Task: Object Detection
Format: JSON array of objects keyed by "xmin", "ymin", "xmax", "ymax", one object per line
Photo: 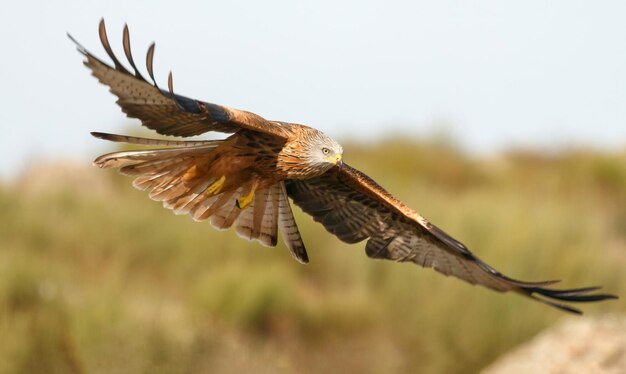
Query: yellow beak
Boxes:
[{"xmin": 325, "ymin": 154, "xmax": 342, "ymax": 165}]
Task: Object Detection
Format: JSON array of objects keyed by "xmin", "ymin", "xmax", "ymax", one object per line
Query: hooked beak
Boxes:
[
  {"xmin": 336, "ymin": 154, "xmax": 343, "ymax": 167},
  {"xmin": 324, "ymin": 153, "xmax": 343, "ymax": 166}
]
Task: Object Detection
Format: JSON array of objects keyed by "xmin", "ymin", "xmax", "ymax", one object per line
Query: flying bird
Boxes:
[{"xmin": 71, "ymin": 20, "xmax": 616, "ymax": 314}]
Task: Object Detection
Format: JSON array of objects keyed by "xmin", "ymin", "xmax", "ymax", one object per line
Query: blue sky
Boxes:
[{"xmin": 1, "ymin": 1, "xmax": 625, "ymax": 178}]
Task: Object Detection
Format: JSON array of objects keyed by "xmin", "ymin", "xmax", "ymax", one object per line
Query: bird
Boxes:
[{"xmin": 70, "ymin": 19, "xmax": 616, "ymax": 314}]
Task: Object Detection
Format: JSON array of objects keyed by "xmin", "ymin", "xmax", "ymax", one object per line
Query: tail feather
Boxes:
[
  {"xmin": 256, "ymin": 186, "xmax": 280, "ymax": 245},
  {"xmin": 235, "ymin": 187, "xmax": 279, "ymax": 247},
  {"xmin": 235, "ymin": 189, "xmax": 264, "ymax": 239},
  {"xmin": 277, "ymin": 183, "xmax": 309, "ymax": 264},
  {"xmin": 210, "ymin": 187, "xmax": 245, "ymax": 230}
]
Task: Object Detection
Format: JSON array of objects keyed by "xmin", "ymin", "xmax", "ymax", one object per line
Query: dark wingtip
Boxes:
[
  {"xmin": 298, "ymin": 252, "xmax": 309, "ymax": 264},
  {"xmin": 294, "ymin": 246, "xmax": 309, "ymax": 264},
  {"xmin": 66, "ymin": 32, "xmax": 78, "ymax": 44},
  {"xmin": 523, "ymin": 284, "xmax": 618, "ymax": 314},
  {"xmin": 67, "ymin": 32, "xmax": 87, "ymax": 55},
  {"xmin": 205, "ymin": 102, "xmax": 232, "ymax": 123},
  {"xmin": 91, "ymin": 131, "xmax": 108, "ymax": 139}
]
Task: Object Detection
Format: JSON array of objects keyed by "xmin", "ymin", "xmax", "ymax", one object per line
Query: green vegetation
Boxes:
[{"xmin": 0, "ymin": 140, "xmax": 624, "ymax": 373}]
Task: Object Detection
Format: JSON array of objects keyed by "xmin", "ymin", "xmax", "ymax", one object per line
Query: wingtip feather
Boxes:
[
  {"xmin": 145, "ymin": 42, "xmax": 159, "ymax": 88},
  {"xmin": 520, "ymin": 284, "xmax": 618, "ymax": 314},
  {"xmin": 67, "ymin": 32, "xmax": 88, "ymax": 56},
  {"xmin": 91, "ymin": 131, "xmax": 107, "ymax": 139}
]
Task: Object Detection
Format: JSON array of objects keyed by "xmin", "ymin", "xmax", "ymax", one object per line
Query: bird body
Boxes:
[
  {"xmin": 71, "ymin": 19, "xmax": 617, "ymax": 314},
  {"xmin": 90, "ymin": 121, "xmax": 342, "ymax": 262}
]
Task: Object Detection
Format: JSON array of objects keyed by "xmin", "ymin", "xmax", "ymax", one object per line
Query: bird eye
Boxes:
[{"xmin": 322, "ymin": 148, "xmax": 330, "ymax": 155}]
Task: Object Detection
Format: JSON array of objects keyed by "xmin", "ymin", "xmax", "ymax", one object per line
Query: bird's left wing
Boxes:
[
  {"xmin": 69, "ymin": 20, "xmax": 291, "ymax": 139},
  {"xmin": 285, "ymin": 164, "xmax": 617, "ymax": 314}
]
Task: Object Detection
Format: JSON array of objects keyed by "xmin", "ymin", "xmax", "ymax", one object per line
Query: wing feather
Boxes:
[
  {"xmin": 286, "ymin": 163, "xmax": 617, "ymax": 314},
  {"xmin": 70, "ymin": 19, "xmax": 291, "ymax": 139},
  {"xmin": 277, "ymin": 183, "xmax": 309, "ymax": 264}
]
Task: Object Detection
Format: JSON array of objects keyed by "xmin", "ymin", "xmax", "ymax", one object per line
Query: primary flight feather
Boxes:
[{"xmin": 72, "ymin": 20, "xmax": 616, "ymax": 314}]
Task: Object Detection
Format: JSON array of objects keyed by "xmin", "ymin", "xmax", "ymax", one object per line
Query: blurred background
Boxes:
[{"xmin": 1, "ymin": 1, "xmax": 625, "ymax": 373}]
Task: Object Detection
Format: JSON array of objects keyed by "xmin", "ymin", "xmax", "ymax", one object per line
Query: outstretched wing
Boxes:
[
  {"xmin": 91, "ymin": 132, "xmax": 308, "ymax": 263},
  {"xmin": 69, "ymin": 19, "xmax": 290, "ymax": 139},
  {"xmin": 285, "ymin": 164, "xmax": 617, "ymax": 314}
]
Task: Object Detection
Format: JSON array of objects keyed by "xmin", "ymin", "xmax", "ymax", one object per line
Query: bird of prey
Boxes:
[{"xmin": 71, "ymin": 20, "xmax": 616, "ymax": 314}]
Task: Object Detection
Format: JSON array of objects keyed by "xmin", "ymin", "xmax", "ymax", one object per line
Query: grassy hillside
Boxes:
[{"xmin": 0, "ymin": 140, "xmax": 624, "ymax": 373}]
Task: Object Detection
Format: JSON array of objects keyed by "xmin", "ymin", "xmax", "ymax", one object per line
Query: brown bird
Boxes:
[{"xmin": 71, "ymin": 20, "xmax": 616, "ymax": 314}]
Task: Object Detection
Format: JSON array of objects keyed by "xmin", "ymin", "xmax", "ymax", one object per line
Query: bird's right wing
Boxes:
[
  {"xmin": 70, "ymin": 19, "xmax": 292, "ymax": 139},
  {"xmin": 286, "ymin": 163, "xmax": 617, "ymax": 314}
]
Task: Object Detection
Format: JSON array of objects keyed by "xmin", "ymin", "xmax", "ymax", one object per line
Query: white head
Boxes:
[{"xmin": 304, "ymin": 129, "xmax": 344, "ymax": 173}]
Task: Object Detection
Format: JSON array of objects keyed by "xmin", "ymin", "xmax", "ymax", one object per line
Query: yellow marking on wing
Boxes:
[{"xmin": 206, "ymin": 175, "xmax": 226, "ymax": 196}]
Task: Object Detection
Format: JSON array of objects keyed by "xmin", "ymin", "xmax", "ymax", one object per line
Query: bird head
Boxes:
[{"xmin": 306, "ymin": 130, "xmax": 344, "ymax": 173}]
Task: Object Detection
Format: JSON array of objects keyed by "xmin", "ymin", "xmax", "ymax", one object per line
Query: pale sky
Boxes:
[{"xmin": 1, "ymin": 1, "xmax": 625, "ymax": 179}]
